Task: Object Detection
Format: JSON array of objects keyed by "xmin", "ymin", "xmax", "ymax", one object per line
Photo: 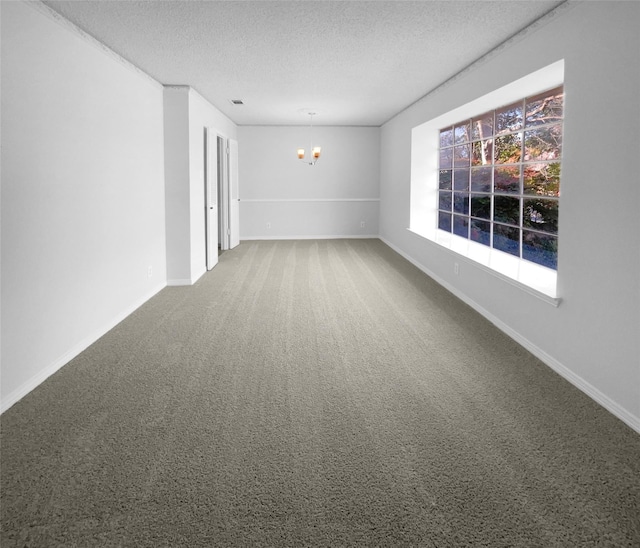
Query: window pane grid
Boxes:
[{"xmin": 437, "ymin": 87, "xmax": 563, "ymax": 269}]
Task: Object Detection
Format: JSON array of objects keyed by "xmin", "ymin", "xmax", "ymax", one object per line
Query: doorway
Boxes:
[
  {"xmin": 204, "ymin": 127, "xmax": 219, "ymax": 271},
  {"xmin": 214, "ymin": 133, "xmax": 240, "ymax": 252}
]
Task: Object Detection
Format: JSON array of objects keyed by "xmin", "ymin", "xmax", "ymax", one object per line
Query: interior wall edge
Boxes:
[
  {"xmin": 191, "ymin": 266, "xmax": 207, "ymax": 286},
  {"xmin": 378, "ymin": 237, "xmax": 640, "ymax": 435},
  {"xmin": 0, "ymin": 282, "xmax": 166, "ymax": 414}
]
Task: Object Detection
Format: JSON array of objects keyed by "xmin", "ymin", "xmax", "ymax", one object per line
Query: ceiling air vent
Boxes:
[{"xmin": 230, "ymin": 99, "xmax": 244, "ymax": 105}]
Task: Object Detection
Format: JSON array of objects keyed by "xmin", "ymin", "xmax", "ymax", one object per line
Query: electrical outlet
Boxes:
[
  {"xmin": 148, "ymin": 266, "xmax": 153, "ymax": 278},
  {"xmin": 454, "ymin": 263, "xmax": 459, "ymax": 276},
  {"xmin": 266, "ymin": 222, "xmax": 271, "ymax": 229},
  {"xmin": 360, "ymin": 221, "xmax": 365, "ymax": 228}
]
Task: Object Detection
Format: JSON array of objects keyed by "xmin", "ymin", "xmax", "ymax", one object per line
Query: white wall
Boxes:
[
  {"xmin": 164, "ymin": 88, "xmax": 192, "ymax": 284},
  {"xmin": 379, "ymin": 1, "xmax": 640, "ymax": 431},
  {"xmin": 1, "ymin": 2, "xmax": 167, "ymax": 410},
  {"xmin": 164, "ymin": 87, "xmax": 237, "ymax": 285},
  {"xmin": 238, "ymin": 126, "xmax": 380, "ymax": 239}
]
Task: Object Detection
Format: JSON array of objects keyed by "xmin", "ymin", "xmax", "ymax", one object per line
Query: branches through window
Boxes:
[{"xmin": 437, "ymin": 86, "xmax": 564, "ymax": 269}]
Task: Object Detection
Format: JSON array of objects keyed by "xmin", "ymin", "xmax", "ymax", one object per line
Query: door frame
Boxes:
[
  {"xmin": 217, "ymin": 134, "xmax": 230, "ymax": 251},
  {"xmin": 204, "ymin": 127, "xmax": 218, "ymax": 271},
  {"xmin": 214, "ymin": 133, "xmax": 239, "ymax": 251}
]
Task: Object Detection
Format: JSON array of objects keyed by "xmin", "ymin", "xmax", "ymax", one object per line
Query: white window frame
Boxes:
[{"xmin": 409, "ymin": 60, "xmax": 564, "ymax": 304}]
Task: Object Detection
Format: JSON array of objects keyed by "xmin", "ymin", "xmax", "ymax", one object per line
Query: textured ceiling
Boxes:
[{"xmin": 42, "ymin": 0, "xmax": 565, "ymax": 126}]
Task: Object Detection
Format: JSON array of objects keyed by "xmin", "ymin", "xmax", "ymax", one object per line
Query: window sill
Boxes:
[{"xmin": 408, "ymin": 227, "xmax": 561, "ymax": 307}]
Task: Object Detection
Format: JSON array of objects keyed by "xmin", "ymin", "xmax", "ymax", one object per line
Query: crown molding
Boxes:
[
  {"xmin": 26, "ymin": 0, "xmax": 162, "ymax": 90},
  {"xmin": 385, "ymin": 0, "xmax": 576, "ymax": 125}
]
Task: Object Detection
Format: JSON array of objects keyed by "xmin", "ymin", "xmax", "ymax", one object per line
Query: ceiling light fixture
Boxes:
[{"xmin": 297, "ymin": 112, "xmax": 321, "ymax": 166}]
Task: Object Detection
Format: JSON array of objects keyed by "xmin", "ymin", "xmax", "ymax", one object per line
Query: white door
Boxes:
[
  {"xmin": 229, "ymin": 139, "xmax": 240, "ymax": 249},
  {"xmin": 205, "ymin": 127, "xmax": 219, "ymax": 270}
]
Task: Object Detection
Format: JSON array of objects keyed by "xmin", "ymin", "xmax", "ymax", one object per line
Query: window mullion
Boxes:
[{"xmin": 437, "ymin": 86, "xmax": 563, "ymax": 270}]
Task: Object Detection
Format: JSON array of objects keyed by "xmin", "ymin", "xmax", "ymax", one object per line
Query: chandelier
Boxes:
[{"xmin": 297, "ymin": 112, "xmax": 322, "ymax": 165}]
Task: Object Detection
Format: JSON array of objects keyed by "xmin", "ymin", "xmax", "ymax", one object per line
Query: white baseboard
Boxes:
[
  {"xmin": 0, "ymin": 282, "xmax": 166, "ymax": 414},
  {"xmin": 240, "ymin": 234, "xmax": 380, "ymax": 241},
  {"xmin": 167, "ymin": 267, "xmax": 207, "ymax": 287},
  {"xmin": 379, "ymin": 237, "xmax": 640, "ymax": 435},
  {"xmin": 191, "ymin": 266, "xmax": 206, "ymax": 284},
  {"xmin": 167, "ymin": 278, "xmax": 193, "ymax": 286}
]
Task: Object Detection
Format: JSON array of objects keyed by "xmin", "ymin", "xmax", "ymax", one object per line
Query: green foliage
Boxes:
[{"xmin": 523, "ymin": 163, "xmax": 560, "ymax": 197}]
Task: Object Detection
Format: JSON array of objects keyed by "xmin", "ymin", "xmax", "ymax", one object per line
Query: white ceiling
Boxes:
[{"xmin": 42, "ymin": 0, "xmax": 565, "ymax": 126}]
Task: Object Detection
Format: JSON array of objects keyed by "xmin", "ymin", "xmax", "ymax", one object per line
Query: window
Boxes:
[
  {"xmin": 409, "ymin": 60, "xmax": 564, "ymax": 301},
  {"xmin": 437, "ymin": 87, "xmax": 563, "ymax": 270}
]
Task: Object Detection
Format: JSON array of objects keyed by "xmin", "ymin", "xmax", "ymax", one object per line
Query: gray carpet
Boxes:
[{"xmin": 1, "ymin": 239, "xmax": 639, "ymax": 547}]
